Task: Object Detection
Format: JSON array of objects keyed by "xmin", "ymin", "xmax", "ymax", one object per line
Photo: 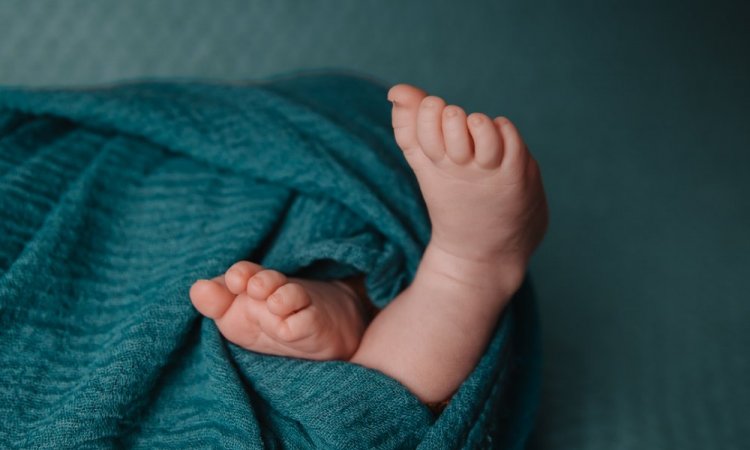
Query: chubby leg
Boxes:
[
  {"xmin": 190, "ymin": 261, "xmax": 370, "ymax": 360},
  {"xmin": 349, "ymin": 84, "xmax": 548, "ymax": 403}
]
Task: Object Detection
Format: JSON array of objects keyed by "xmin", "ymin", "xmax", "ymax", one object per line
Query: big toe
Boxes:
[
  {"xmin": 190, "ymin": 277, "xmax": 235, "ymax": 319},
  {"xmin": 388, "ymin": 83, "xmax": 428, "ymax": 153},
  {"xmin": 388, "ymin": 83, "xmax": 427, "ymax": 107}
]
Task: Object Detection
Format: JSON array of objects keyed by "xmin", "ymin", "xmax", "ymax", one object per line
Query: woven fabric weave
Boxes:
[{"xmin": 0, "ymin": 73, "xmax": 539, "ymax": 449}]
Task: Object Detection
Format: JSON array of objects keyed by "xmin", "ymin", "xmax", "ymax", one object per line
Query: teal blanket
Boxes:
[{"xmin": 0, "ymin": 73, "xmax": 540, "ymax": 449}]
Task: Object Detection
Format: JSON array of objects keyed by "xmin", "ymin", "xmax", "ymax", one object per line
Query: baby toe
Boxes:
[
  {"xmin": 468, "ymin": 113, "xmax": 504, "ymax": 169},
  {"xmin": 247, "ymin": 269, "xmax": 288, "ymax": 299},
  {"xmin": 225, "ymin": 261, "xmax": 263, "ymax": 294},
  {"xmin": 267, "ymin": 282, "xmax": 312, "ymax": 318},
  {"xmin": 388, "ymin": 83, "xmax": 427, "ymax": 105},
  {"xmin": 495, "ymin": 117, "xmax": 531, "ymax": 176},
  {"xmin": 389, "ymin": 83, "xmax": 427, "ymax": 154},
  {"xmin": 442, "ymin": 105, "xmax": 473, "ymax": 164},
  {"xmin": 274, "ymin": 306, "xmax": 322, "ymax": 343},
  {"xmin": 189, "ymin": 277, "xmax": 235, "ymax": 319},
  {"xmin": 416, "ymin": 96, "xmax": 447, "ymax": 161}
]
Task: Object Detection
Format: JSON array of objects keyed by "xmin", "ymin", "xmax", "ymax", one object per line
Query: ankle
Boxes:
[{"xmin": 420, "ymin": 241, "xmax": 526, "ymax": 297}]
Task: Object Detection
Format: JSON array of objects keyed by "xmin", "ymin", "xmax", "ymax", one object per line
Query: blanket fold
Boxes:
[{"xmin": 0, "ymin": 73, "xmax": 539, "ymax": 449}]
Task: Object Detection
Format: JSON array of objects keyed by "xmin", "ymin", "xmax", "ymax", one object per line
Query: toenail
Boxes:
[
  {"xmin": 470, "ymin": 115, "xmax": 483, "ymax": 126},
  {"xmin": 252, "ymin": 277, "xmax": 264, "ymax": 287},
  {"xmin": 445, "ymin": 107, "xmax": 458, "ymax": 117}
]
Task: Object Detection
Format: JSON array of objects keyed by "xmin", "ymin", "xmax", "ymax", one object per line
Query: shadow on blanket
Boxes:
[{"xmin": 0, "ymin": 73, "xmax": 540, "ymax": 449}]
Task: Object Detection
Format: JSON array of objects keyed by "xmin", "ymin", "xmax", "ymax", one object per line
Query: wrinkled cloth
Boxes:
[{"xmin": 0, "ymin": 73, "xmax": 540, "ymax": 449}]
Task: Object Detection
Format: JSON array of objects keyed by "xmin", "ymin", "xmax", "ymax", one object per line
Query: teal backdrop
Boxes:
[{"xmin": 1, "ymin": 1, "xmax": 748, "ymax": 448}]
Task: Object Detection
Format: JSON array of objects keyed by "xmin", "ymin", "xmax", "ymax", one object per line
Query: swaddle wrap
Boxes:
[{"xmin": 0, "ymin": 73, "xmax": 540, "ymax": 449}]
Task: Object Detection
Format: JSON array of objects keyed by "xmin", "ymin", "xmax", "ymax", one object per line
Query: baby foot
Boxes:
[
  {"xmin": 189, "ymin": 261, "xmax": 368, "ymax": 360},
  {"xmin": 347, "ymin": 85, "xmax": 549, "ymax": 404},
  {"xmin": 388, "ymin": 84, "xmax": 548, "ymax": 287}
]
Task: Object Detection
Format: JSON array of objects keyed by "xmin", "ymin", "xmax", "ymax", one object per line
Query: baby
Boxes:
[{"xmin": 189, "ymin": 83, "xmax": 549, "ymax": 408}]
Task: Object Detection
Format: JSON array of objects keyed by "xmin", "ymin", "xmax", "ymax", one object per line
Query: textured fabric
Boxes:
[
  {"xmin": 3, "ymin": 2, "xmax": 750, "ymax": 448},
  {"xmin": 0, "ymin": 74, "xmax": 540, "ymax": 449}
]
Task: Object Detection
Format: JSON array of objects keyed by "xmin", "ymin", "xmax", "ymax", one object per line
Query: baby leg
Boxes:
[{"xmin": 349, "ymin": 84, "xmax": 548, "ymax": 403}]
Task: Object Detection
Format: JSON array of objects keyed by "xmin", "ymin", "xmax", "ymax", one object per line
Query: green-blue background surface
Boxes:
[{"xmin": 1, "ymin": 1, "xmax": 748, "ymax": 448}]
